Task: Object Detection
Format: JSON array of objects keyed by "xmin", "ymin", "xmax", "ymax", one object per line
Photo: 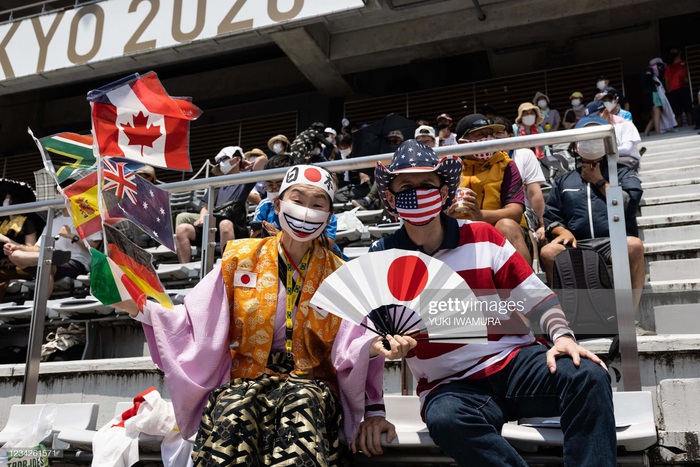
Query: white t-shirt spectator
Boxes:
[
  {"xmin": 511, "ymin": 148, "xmax": 545, "ymax": 209},
  {"xmin": 49, "ymin": 212, "xmax": 102, "ymax": 270}
]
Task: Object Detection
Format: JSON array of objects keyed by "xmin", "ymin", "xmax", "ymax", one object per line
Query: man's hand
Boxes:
[
  {"xmin": 535, "ymin": 226, "xmax": 546, "ymax": 243},
  {"xmin": 58, "ymin": 225, "xmax": 74, "ymax": 239},
  {"xmin": 580, "ymin": 160, "xmax": 604, "ymax": 185},
  {"xmin": 352, "ymin": 416, "xmax": 397, "ymax": 456},
  {"xmin": 4, "ymin": 243, "xmax": 20, "ymax": 256},
  {"xmin": 546, "ymin": 334, "xmax": 607, "ymax": 374},
  {"xmin": 369, "ymin": 334, "xmax": 417, "ymax": 360},
  {"xmin": 551, "ymin": 228, "xmax": 577, "ymax": 248},
  {"xmin": 447, "ymin": 188, "xmax": 483, "ymax": 221},
  {"xmin": 193, "ymin": 217, "xmax": 204, "ymax": 227}
]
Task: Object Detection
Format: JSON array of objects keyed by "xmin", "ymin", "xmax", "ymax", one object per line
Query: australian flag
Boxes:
[{"xmin": 102, "ymin": 159, "xmax": 175, "ymax": 251}]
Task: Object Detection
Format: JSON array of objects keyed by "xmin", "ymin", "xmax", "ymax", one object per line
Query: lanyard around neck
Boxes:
[{"xmin": 280, "ymin": 243, "xmax": 312, "ymax": 354}]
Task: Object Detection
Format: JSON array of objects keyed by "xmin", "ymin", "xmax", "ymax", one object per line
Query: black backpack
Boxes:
[{"xmin": 551, "ymin": 247, "xmax": 618, "ymax": 339}]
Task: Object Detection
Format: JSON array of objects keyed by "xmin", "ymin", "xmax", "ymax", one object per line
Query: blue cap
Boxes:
[
  {"xmin": 585, "ymin": 100, "xmax": 606, "ymax": 116},
  {"xmin": 575, "ymin": 116, "xmax": 609, "ymax": 129}
]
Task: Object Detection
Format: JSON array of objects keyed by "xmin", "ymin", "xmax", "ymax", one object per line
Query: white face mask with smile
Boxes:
[{"xmin": 278, "ymin": 199, "xmax": 329, "ymax": 242}]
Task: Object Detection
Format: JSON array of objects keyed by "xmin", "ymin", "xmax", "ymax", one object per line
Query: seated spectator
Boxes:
[
  {"xmin": 594, "ymin": 75, "xmax": 630, "ymax": 110},
  {"xmin": 449, "ymin": 114, "xmax": 531, "ymax": 264},
  {"xmin": 290, "ymin": 123, "xmax": 335, "ymax": 165},
  {"xmin": 492, "ymin": 116, "xmax": 547, "ymax": 243},
  {"xmin": 121, "ymin": 165, "xmax": 350, "ymax": 465},
  {"xmin": 267, "ymin": 134, "xmax": 291, "ymax": 156},
  {"xmin": 333, "ymin": 139, "xmax": 616, "ymax": 466},
  {"xmin": 514, "ymin": 102, "xmax": 550, "ymax": 159},
  {"xmin": 586, "ymin": 100, "xmax": 642, "ymax": 171},
  {"xmin": 322, "ymin": 127, "xmax": 338, "ymax": 160},
  {"xmin": 174, "ymin": 146, "xmax": 266, "ymax": 263},
  {"xmin": 436, "ymin": 113, "xmax": 457, "ymax": 146},
  {"xmin": 533, "ymin": 92, "xmax": 561, "ymax": 131},
  {"xmin": 245, "ymin": 149, "xmax": 269, "ymax": 199},
  {"xmin": 414, "ymin": 125, "xmax": 436, "ymax": 147},
  {"xmin": 1, "ymin": 206, "xmax": 101, "ymax": 299},
  {"xmin": 134, "ymin": 164, "xmax": 157, "ymax": 184},
  {"xmin": 540, "ymin": 116, "xmax": 644, "ymax": 310},
  {"xmin": 563, "ymin": 91, "xmax": 586, "ymax": 129},
  {"xmin": 600, "ymin": 87, "xmax": 632, "ymax": 121}
]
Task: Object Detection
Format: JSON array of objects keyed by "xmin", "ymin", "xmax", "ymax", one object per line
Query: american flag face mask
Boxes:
[{"xmin": 393, "ymin": 187, "xmax": 443, "ymax": 226}]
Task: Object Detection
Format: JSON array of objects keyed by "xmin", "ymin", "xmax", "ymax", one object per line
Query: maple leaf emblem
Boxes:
[{"xmin": 121, "ymin": 111, "xmax": 161, "ymax": 156}]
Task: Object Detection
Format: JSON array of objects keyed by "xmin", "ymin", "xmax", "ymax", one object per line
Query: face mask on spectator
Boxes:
[
  {"xmin": 577, "ymin": 139, "xmax": 606, "ymax": 160},
  {"xmin": 461, "ymin": 135, "xmax": 495, "ymax": 160},
  {"xmin": 521, "ymin": 115, "xmax": 536, "ymax": 126},
  {"xmin": 2, "ymin": 197, "xmax": 10, "ymax": 206},
  {"xmin": 571, "ymin": 99, "xmax": 581, "ymax": 107},
  {"xmin": 596, "ymin": 80, "xmax": 607, "ymax": 90},
  {"xmin": 273, "ymin": 143, "xmax": 284, "ymax": 154},
  {"xmin": 537, "ymin": 99, "xmax": 548, "ymax": 109},
  {"xmin": 278, "ymin": 199, "xmax": 329, "ymax": 242},
  {"xmin": 393, "ymin": 187, "xmax": 443, "ymax": 226},
  {"xmin": 603, "ymin": 101, "xmax": 617, "ymax": 112},
  {"xmin": 266, "ymin": 191, "xmax": 279, "ymax": 201},
  {"xmin": 219, "ymin": 158, "xmax": 235, "ymax": 174},
  {"xmin": 310, "ymin": 147, "xmax": 321, "ymax": 156},
  {"xmin": 339, "ymin": 148, "xmax": 351, "ymax": 158}
]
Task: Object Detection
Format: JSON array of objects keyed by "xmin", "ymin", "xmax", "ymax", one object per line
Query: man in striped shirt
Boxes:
[{"xmin": 338, "ymin": 140, "xmax": 616, "ymax": 466}]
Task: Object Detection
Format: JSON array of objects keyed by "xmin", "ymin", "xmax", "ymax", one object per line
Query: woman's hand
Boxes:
[{"xmin": 369, "ymin": 334, "xmax": 417, "ymax": 360}]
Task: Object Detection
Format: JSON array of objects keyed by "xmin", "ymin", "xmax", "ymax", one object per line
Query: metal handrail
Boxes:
[{"xmin": 6, "ymin": 124, "xmax": 640, "ymax": 403}]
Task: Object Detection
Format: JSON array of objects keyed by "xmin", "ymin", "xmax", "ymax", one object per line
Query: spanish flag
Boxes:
[
  {"xmin": 90, "ymin": 225, "xmax": 172, "ymax": 311},
  {"xmin": 62, "ymin": 171, "xmax": 102, "ymax": 239}
]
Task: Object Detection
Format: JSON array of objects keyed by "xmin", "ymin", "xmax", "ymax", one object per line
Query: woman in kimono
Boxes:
[{"xmin": 127, "ymin": 165, "xmax": 347, "ymax": 466}]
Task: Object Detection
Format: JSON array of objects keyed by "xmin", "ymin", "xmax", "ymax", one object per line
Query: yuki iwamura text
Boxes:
[{"xmin": 427, "ymin": 297, "xmax": 525, "ymax": 315}]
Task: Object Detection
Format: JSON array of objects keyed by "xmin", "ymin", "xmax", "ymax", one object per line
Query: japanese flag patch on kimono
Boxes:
[{"xmin": 234, "ymin": 270, "xmax": 257, "ymax": 288}]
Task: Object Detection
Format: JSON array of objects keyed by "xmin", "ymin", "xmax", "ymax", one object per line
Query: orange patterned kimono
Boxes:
[{"xmin": 221, "ymin": 233, "xmax": 345, "ymax": 388}]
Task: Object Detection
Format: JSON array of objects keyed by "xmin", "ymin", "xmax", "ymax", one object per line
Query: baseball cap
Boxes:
[{"xmin": 414, "ymin": 125, "xmax": 436, "ymax": 139}]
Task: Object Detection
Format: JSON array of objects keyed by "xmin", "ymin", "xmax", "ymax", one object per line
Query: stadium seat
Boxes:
[{"xmin": 0, "ymin": 403, "xmax": 98, "ymax": 447}]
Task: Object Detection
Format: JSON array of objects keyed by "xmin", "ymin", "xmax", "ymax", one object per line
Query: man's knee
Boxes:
[
  {"xmin": 540, "ymin": 242, "xmax": 566, "ymax": 263},
  {"xmin": 494, "ymin": 218, "xmax": 520, "ymax": 236},
  {"xmin": 175, "ymin": 223, "xmax": 194, "ymax": 239},
  {"xmin": 218, "ymin": 219, "xmax": 234, "ymax": 234},
  {"xmin": 626, "ymin": 236, "xmax": 644, "ymax": 259}
]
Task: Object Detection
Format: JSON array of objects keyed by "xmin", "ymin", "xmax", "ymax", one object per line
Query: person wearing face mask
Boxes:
[
  {"xmin": 267, "ymin": 134, "xmax": 291, "ymax": 156},
  {"xmin": 600, "ymin": 87, "xmax": 632, "ymax": 121},
  {"xmin": 563, "ymin": 91, "xmax": 587, "ymax": 129},
  {"xmin": 334, "ymin": 138, "xmax": 616, "ymax": 466},
  {"xmin": 585, "ymin": 100, "xmax": 642, "ymax": 171},
  {"xmin": 514, "ymin": 102, "xmax": 551, "ymax": 160},
  {"xmin": 174, "ymin": 146, "xmax": 266, "ymax": 264},
  {"xmin": 449, "ymin": 114, "xmax": 532, "ymax": 265},
  {"xmin": 641, "ymin": 58, "xmax": 677, "ymax": 136},
  {"xmin": 252, "ymin": 156, "xmax": 342, "ymax": 257},
  {"xmin": 532, "ymin": 92, "xmax": 560, "ymax": 132},
  {"xmin": 541, "ymin": 116, "xmax": 644, "ymax": 311},
  {"xmin": 289, "ymin": 123, "xmax": 335, "ymax": 165},
  {"xmin": 122, "ymin": 164, "xmax": 355, "ymax": 465}
]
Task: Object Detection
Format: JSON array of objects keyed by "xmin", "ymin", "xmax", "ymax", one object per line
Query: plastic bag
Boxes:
[
  {"xmin": 2, "ymin": 404, "xmax": 56, "ymax": 466},
  {"xmin": 336, "ymin": 208, "xmax": 365, "ymax": 232}
]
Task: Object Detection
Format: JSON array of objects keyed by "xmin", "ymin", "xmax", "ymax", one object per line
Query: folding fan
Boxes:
[{"xmin": 310, "ymin": 249, "xmax": 494, "ymax": 345}]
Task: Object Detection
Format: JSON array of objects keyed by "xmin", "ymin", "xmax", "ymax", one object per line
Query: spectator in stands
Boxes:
[
  {"xmin": 1, "ymin": 204, "xmax": 101, "ymax": 299},
  {"xmin": 124, "ymin": 165, "xmax": 353, "ymax": 465},
  {"xmin": 563, "ymin": 91, "xmax": 586, "ymax": 129},
  {"xmin": 479, "ymin": 103, "xmax": 498, "ymax": 120},
  {"xmin": 174, "ymin": 146, "xmax": 266, "ymax": 263},
  {"xmin": 135, "ymin": 164, "xmax": 157, "ymax": 184},
  {"xmin": 436, "ymin": 113, "xmax": 457, "ymax": 146},
  {"xmin": 448, "ymin": 114, "xmax": 531, "ymax": 264},
  {"xmin": 664, "ymin": 47, "xmax": 693, "ymax": 128},
  {"xmin": 322, "ymin": 127, "xmax": 338, "ymax": 160},
  {"xmin": 586, "ymin": 100, "xmax": 642, "ymax": 170},
  {"xmin": 642, "ymin": 58, "xmax": 677, "ymax": 136},
  {"xmin": 514, "ymin": 102, "xmax": 550, "ymax": 160},
  {"xmin": 492, "ymin": 116, "xmax": 547, "ymax": 243},
  {"xmin": 533, "ymin": 92, "xmax": 561, "ymax": 131},
  {"xmin": 290, "ymin": 123, "xmax": 335, "ymax": 165},
  {"xmin": 252, "ymin": 155, "xmax": 341, "ymax": 255},
  {"xmin": 540, "ymin": 116, "xmax": 644, "ymax": 310},
  {"xmin": 267, "ymin": 134, "xmax": 291, "ymax": 156},
  {"xmin": 594, "ymin": 75, "xmax": 630, "ymax": 111},
  {"xmin": 600, "ymin": 87, "xmax": 633, "ymax": 121},
  {"xmin": 334, "ymin": 139, "xmax": 615, "ymax": 465},
  {"xmin": 414, "ymin": 124, "xmax": 436, "ymax": 147},
  {"xmin": 386, "ymin": 129, "xmax": 404, "ymax": 150}
]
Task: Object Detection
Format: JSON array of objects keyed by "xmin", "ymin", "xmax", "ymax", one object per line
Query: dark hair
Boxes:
[
  {"xmin": 491, "ymin": 116, "xmax": 513, "ymax": 136},
  {"xmin": 479, "ymin": 103, "xmax": 498, "ymax": 116},
  {"xmin": 337, "ymin": 133, "xmax": 352, "ymax": 149},
  {"xmin": 264, "ymin": 154, "xmax": 293, "ymax": 170}
]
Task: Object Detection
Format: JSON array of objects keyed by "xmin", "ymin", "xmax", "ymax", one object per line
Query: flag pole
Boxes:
[{"xmin": 89, "ymin": 103, "xmax": 109, "ymax": 256}]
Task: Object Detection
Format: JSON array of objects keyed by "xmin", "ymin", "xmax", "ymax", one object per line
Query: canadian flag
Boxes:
[{"xmin": 88, "ymin": 72, "xmax": 202, "ymax": 171}]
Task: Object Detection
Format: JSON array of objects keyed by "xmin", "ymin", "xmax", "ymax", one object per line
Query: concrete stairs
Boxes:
[{"xmin": 636, "ymin": 128, "xmax": 700, "ymax": 333}]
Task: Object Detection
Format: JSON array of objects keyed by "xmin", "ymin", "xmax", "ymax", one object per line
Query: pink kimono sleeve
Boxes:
[
  {"xmin": 332, "ymin": 319, "xmax": 386, "ymax": 443},
  {"xmin": 140, "ymin": 266, "xmax": 232, "ymax": 439}
]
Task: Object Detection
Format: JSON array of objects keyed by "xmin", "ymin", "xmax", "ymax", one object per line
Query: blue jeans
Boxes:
[{"xmin": 423, "ymin": 344, "xmax": 616, "ymax": 466}]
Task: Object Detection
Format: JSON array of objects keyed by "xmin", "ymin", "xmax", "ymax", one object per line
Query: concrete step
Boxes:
[
  {"xmin": 642, "ymin": 183, "xmax": 700, "ymax": 200},
  {"xmin": 637, "ymin": 211, "xmax": 700, "ymax": 228},
  {"xmin": 640, "ymin": 224, "xmax": 700, "ymax": 245},
  {"xmin": 641, "ymin": 200, "xmax": 700, "ymax": 217},
  {"xmin": 642, "ymin": 176, "xmax": 700, "ymax": 190},
  {"xmin": 653, "ymin": 305, "xmax": 700, "ymax": 334},
  {"xmin": 640, "ymin": 191, "xmax": 700, "ymax": 206},
  {"xmin": 640, "ymin": 165, "xmax": 700, "ymax": 184},
  {"xmin": 649, "ymin": 258, "xmax": 700, "ymax": 282}
]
